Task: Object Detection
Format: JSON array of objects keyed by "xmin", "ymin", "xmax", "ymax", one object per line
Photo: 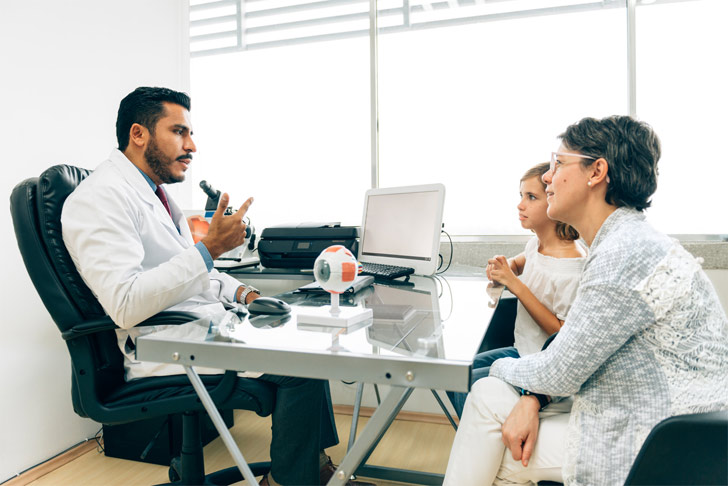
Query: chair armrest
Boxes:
[
  {"xmin": 137, "ymin": 311, "xmax": 238, "ymax": 404},
  {"xmin": 66, "ymin": 310, "xmax": 239, "ymax": 420},
  {"xmin": 61, "ymin": 316, "xmax": 117, "ymax": 341},
  {"xmin": 62, "ymin": 311, "xmax": 202, "ymax": 341},
  {"xmin": 138, "ymin": 311, "xmax": 239, "ymax": 401},
  {"xmin": 135, "ymin": 310, "xmax": 239, "ymax": 402},
  {"xmin": 135, "ymin": 310, "xmax": 203, "ymax": 327}
]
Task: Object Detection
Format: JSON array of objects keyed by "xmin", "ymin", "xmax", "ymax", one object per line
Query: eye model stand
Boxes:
[
  {"xmin": 297, "ymin": 292, "xmax": 373, "ymax": 328},
  {"xmin": 298, "ymin": 245, "xmax": 373, "ymax": 328}
]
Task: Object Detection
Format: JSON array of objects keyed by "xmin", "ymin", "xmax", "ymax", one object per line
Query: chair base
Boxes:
[
  {"xmin": 103, "ymin": 410, "xmax": 234, "ymax": 466},
  {"xmin": 162, "ymin": 462, "xmax": 271, "ymax": 486},
  {"xmin": 158, "ymin": 410, "xmax": 271, "ymax": 486}
]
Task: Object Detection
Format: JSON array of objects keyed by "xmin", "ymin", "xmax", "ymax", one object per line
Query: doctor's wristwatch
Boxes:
[{"xmin": 239, "ymin": 284, "xmax": 260, "ymax": 304}]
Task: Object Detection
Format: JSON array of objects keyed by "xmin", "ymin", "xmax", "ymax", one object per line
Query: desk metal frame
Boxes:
[
  {"xmin": 138, "ymin": 336, "xmax": 470, "ymax": 486},
  {"xmin": 137, "ymin": 277, "xmax": 501, "ymax": 486},
  {"xmin": 346, "ymin": 382, "xmax": 451, "ymax": 485}
]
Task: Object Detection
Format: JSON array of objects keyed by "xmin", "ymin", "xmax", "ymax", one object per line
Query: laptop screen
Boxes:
[{"xmin": 359, "ymin": 184, "xmax": 446, "ymax": 276}]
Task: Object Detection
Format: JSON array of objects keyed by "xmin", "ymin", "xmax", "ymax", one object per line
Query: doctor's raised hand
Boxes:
[{"xmin": 201, "ymin": 192, "xmax": 254, "ymax": 260}]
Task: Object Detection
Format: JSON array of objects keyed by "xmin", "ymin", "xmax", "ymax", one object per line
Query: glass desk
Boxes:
[{"xmin": 136, "ymin": 275, "xmax": 503, "ymax": 485}]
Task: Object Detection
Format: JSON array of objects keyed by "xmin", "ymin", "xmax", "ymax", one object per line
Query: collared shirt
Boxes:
[{"xmin": 135, "ymin": 167, "xmax": 214, "ymax": 272}]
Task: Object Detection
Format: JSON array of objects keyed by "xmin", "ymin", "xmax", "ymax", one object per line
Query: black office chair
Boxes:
[
  {"xmin": 625, "ymin": 409, "xmax": 728, "ymax": 485},
  {"xmin": 10, "ymin": 164, "xmax": 274, "ymax": 485},
  {"xmin": 477, "ymin": 296, "xmax": 518, "ymax": 354}
]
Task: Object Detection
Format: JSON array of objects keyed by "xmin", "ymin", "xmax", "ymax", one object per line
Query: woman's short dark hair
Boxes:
[
  {"xmin": 521, "ymin": 162, "xmax": 580, "ymax": 241},
  {"xmin": 559, "ymin": 115, "xmax": 661, "ymax": 211},
  {"xmin": 116, "ymin": 87, "xmax": 191, "ymax": 151}
]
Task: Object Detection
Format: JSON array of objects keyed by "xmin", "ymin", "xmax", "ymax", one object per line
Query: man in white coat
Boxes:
[{"xmin": 62, "ymin": 87, "xmax": 363, "ymax": 486}]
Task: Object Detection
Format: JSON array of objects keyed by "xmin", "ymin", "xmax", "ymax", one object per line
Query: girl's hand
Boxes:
[{"xmin": 488, "ymin": 255, "xmax": 517, "ymax": 288}]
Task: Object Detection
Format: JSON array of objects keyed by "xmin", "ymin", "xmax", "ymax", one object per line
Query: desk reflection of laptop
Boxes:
[{"xmin": 364, "ymin": 279, "xmax": 443, "ymax": 358}]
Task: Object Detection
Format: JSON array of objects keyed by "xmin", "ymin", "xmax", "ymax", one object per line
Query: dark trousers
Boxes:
[
  {"xmin": 239, "ymin": 374, "xmax": 339, "ymax": 485},
  {"xmin": 446, "ymin": 346, "xmax": 520, "ymax": 418}
]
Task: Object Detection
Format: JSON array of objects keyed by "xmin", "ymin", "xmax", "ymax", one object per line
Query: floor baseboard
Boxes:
[
  {"xmin": 333, "ymin": 405, "xmax": 458, "ymax": 426},
  {"xmin": 3, "ymin": 440, "xmax": 99, "ymax": 486}
]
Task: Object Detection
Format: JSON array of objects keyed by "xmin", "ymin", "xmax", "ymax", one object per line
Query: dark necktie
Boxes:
[{"xmin": 155, "ymin": 186, "xmax": 172, "ymax": 218}]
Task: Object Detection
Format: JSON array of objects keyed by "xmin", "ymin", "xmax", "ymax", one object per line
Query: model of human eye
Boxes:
[{"xmin": 313, "ymin": 245, "xmax": 360, "ymax": 294}]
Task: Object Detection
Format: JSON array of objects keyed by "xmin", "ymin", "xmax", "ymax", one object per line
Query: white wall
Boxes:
[
  {"xmin": 706, "ymin": 270, "xmax": 728, "ymax": 314},
  {"xmin": 0, "ymin": 1, "xmax": 189, "ymax": 481}
]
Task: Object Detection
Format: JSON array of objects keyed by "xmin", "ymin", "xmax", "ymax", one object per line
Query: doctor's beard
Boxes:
[{"xmin": 145, "ymin": 136, "xmax": 185, "ymax": 184}]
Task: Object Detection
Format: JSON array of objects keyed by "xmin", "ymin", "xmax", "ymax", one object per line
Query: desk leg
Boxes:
[
  {"xmin": 347, "ymin": 382, "xmax": 365, "ymax": 451},
  {"xmin": 183, "ymin": 365, "xmax": 258, "ymax": 486},
  {"xmin": 329, "ymin": 385, "xmax": 413, "ymax": 486}
]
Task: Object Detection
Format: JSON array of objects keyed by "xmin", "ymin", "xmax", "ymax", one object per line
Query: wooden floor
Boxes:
[{"xmin": 26, "ymin": 411, "xmax": 456, "ymax": 486}]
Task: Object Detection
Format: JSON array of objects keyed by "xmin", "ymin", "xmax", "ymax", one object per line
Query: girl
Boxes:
[{"xmin": 448, "ymin": 162, "xmax": 586, "ymax": 417}]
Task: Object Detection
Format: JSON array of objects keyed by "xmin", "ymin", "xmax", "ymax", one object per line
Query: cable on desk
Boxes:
[
  {"xmin": 436, "ymin": 229, "xmax": 453, "ymax": 274},
  {"xmin": 434, "ymin": 274, "xmax": 454, "ymax": 322},
  {"xmin": 94, "ymin": 426, "xmax": 104, "ymax": 453},
  {"xmin": 0, "ymin": 433, "xmax": 103, "ymax": 485}
]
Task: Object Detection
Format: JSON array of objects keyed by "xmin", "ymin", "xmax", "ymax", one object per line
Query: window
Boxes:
[
  {"xmin": 189, "ymin": 0, "xmax": 371, "ymax": 227},
  {"xmin": 635, "ymin": 0, "xmax": 728, "ymax": 234},
  {"xmin": 378, "ymin": 3, "xmax": 626, "ymax": 234},
  {"xmin": 188, "ymin": 0, "xmax": 724, "ymax": 236}
]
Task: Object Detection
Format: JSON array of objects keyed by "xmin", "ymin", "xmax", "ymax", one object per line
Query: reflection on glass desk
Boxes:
[
  {"xmin": 136, "ymin": 275, "xmax": 503, "ymax": 486},
  {"xmin": 137, "ymin": 275, "xmax": 502, "ymax": 393}
]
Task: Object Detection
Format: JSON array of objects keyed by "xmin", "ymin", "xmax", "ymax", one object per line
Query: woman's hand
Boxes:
[
  {"xmin": 501, "ymin": 395, "xmax": 541, "ymax": 467},
  {"xmin": 488, "ymin": 255, "xmax": 518, "ymax": 288}
]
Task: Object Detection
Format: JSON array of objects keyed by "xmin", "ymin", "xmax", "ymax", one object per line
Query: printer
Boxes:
[{"xmin": 258, "ymin": 223, "xmax": 359, "ymax": 269}]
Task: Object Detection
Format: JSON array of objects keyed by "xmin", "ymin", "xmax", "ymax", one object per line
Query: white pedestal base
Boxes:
[{"xmin": 297, "ymin": 306, "xmax": 373, "ymax": 328}]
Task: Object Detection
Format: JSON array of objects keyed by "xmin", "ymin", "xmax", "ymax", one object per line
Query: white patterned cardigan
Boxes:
[{"xmin": 490, "ymin": 207, "xmax": 728, "ymax": 485}]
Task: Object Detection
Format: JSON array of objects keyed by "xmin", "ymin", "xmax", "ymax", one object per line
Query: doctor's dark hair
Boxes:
[
  {"xmin": 521, "ymin": 163, "xmax": 580, "ymax": 241},
  {"xmin": 558, "ymin": 115, "xmax": 661, "ymax": 211},
  {"xmin": 116, "ymin": 87, "xmax": 191, "ymax": 151}
]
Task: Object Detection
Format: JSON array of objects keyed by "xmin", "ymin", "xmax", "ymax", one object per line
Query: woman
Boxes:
[{"xmin": 444, "ymin": 116, "xmax": 728, "ymax": 485}]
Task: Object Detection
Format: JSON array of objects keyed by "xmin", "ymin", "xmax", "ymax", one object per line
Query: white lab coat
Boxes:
[{"xmin": 62, "ymin": 149, "xmax": 243, "ymax": 380}]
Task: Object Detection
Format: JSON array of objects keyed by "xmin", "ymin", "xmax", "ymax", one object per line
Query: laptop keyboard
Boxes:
[{"xmin": 360, "ymin": 262, "xmax": 415, "ymax": 280}]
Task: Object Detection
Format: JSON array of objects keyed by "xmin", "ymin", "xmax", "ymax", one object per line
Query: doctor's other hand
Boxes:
[
  {"xmin": 201, "ymin": 193, "xmax": 254, "ymax": 260},
  {"xmin": 187, "ymin": 215, "xmax": 208, "ymax": 244}
]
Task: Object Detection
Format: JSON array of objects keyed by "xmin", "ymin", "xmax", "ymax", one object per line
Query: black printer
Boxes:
[{"xmin": 258, "ymin": 223, "xmax": 359, "ymax": 269}]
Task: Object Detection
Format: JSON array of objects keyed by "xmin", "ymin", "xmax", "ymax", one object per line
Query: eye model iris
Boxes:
[{"xmin": 315, "ymin": 259, "xmax": 331, "ymax": 283}]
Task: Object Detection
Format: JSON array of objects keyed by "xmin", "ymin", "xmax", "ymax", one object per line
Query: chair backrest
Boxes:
[
  {"xmin": 10, "ymin": 164, "xmax": 127, "ymax": 416},
  {"xmin": 10, "ymin": 164, "xmax": 105, "ymax": 331},
  {"xmin": 625, "ymin": 410, "xmax": 728, "ymax": 485}
]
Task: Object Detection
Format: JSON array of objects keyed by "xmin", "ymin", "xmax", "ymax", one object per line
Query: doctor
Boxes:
[{"xmin": 62, "ymin": 87, "xmax": 361, "ymax": 486}]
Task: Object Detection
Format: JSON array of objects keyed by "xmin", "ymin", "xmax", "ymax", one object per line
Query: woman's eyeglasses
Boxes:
[{"xmin": 549, "ymin": 152, "xmax": 597, "ymax": 174}]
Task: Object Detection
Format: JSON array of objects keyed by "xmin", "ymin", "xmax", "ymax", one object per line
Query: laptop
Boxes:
[{"xmin": 358, "ymin": 183, "xmax": 446, "ymax": 276}]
